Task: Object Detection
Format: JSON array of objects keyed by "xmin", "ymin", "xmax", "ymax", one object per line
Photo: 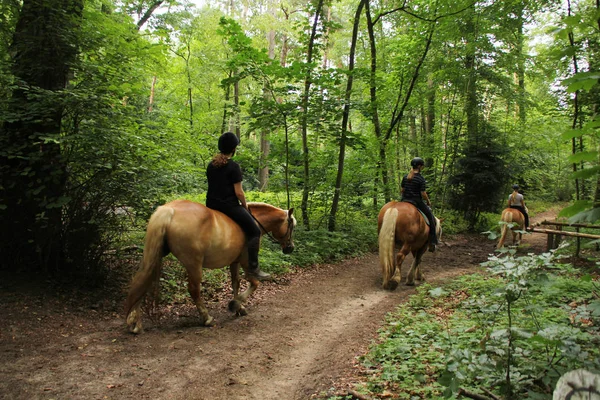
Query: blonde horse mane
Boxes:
[{"xmin": 379, "ymin": 207, "xmax": 398, "ymax": 285}]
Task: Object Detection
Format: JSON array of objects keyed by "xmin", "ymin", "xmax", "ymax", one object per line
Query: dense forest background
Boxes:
[{"xmin": 0, "ymin": 0, "xmax": 598, "ymax": 275}]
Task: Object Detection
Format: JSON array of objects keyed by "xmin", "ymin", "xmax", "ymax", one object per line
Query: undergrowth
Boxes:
[{"xmin": 337, "ymin": 245, "xmax": 600, "ymax": 400}]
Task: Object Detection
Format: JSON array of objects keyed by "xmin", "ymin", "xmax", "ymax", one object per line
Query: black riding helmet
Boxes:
[
  {"xmin": 218, "ymin": 132, "xmax": 239, "ymax": 154},
  {"xmin": 411, "ymin": 157, "xmax": 425, "ymax": 168},
  {"xmin": 512, "ymin": 184, "xmax": 520, "ymax": 190}
]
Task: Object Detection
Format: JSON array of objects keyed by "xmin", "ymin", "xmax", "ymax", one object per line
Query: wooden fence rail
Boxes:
[{"xmin": 528, "ymin": 220, "xmax": 600, "ymax": 251}]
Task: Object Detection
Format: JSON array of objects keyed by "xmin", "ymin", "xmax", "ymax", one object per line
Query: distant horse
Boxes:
[
  {"xmin": 496, "ymin": 207, "xmax": 525, "ymax": 249},
  {"xmin": 377, "ymin": 201, "xmax": 442, "ymax": 289},
  {"xmin": 124, "ymin": 200, "xmax": 296, "ymax": 333}
]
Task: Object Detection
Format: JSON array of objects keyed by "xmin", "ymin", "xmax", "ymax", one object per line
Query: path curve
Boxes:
[{"xmin": 0, "ymin": 212, "xmax": 555, "ymax": 400}]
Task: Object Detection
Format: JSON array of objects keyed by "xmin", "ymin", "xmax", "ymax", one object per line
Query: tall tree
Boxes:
[
  {"xmin": 1, "ymin": 0, "xmax": 83, "ymax": 270},
  {"xmin": 328, "ymin": 0, "xmax": 366, "ymax": 231},
  {"xmin": 300, "ymin": 0, "xmax": 325, "ymax": 229}
]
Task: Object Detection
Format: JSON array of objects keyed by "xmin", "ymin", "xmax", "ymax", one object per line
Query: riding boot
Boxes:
[
  {"xmin": 428, "ymin": 225, "xmax": 438, "ymax": 252},
  {"xmin": 428, "ymin": 235, "xmax": 437, "ymax": 252},
  {"xmin": 245, "ymin": 237, "xmax": 271, "ymax": 281}
]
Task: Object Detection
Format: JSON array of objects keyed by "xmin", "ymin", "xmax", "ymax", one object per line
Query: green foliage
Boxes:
[
  {"xmin": 448, "ymin": 127, "xmax": 510, "ymax": 229},
  {"xmin": 354, "ymin": 247, "xmax": 600, "ymax": 399}
]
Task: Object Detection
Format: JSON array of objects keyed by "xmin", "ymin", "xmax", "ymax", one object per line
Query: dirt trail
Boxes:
[{"xmin": 0, "ymin": 211, "xmax": 556, "ymax": 400}]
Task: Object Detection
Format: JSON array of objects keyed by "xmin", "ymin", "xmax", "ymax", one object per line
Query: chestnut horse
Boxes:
[
  {"xmin": 124, "ymin": 200, "xmax": 296, "ymax": 333},
  {"xmin": 378, "ymin": 201, "xmax": 441, "ymax": 290},
  {"xmin": 496, "ymin": 207, "xmax": 525, "ymax": 249}
]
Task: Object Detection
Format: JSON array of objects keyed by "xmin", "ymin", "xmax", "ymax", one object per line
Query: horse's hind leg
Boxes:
[
  {"xmin": 228, "ymin": 263, "xmax": 248, "ymax": 317},
  {"xmin": 187, "ymin": 267, "xmax": 214, "ymax": 327},
  {"xmin": 388, "ymin": 245, "xmax": 409, "ymax": 290},
  {"xmin": 126, "ymin": 302, "xmax": 144, "ymax": 334}
]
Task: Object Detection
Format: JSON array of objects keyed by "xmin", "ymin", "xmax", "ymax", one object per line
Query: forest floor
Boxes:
[{"xmin": 0, "ymin": 208, "xmax": 585, "ymax": 400}]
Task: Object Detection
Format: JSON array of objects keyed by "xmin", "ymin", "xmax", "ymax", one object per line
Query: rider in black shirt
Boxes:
[
  {"xmin": 206, "ymin": 132, "xmax": 270, "ymax": 281},
  {"xmin": 401, "ymin": 157, "xmax": 438, "ymax": 252}
]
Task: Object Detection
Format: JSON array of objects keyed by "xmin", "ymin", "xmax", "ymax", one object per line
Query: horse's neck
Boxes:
[{"xmin": 249, "ymin": 203, "xmax": 283, "ymax": 231}]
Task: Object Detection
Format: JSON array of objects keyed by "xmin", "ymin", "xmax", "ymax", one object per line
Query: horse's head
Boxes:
[
  {"xmin": 249, "ymin": 203, "xmax": 296, "ymax": 254},
  {"xmin": 277, "ymin": 208, "xmax": 296, "ymax": 254}
]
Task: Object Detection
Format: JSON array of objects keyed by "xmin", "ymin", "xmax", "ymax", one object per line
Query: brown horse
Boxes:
[
  {"xmin": 377, "ymin": 201, "xmax": 442, "ymax": 290},
  {"xmin": 124, "ymin": 200, "xmax": 296, "ymax": 333},
  {"xmin": 496, "ymin": 207, "xmax": 525, "ymax": 249}
]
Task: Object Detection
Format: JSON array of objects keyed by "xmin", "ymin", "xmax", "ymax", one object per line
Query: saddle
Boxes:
[{"xmin": 401, "ymin": 200, "xmax": 431, "ymax": 226}]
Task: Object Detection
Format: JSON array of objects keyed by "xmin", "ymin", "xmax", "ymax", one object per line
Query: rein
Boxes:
[{"xmin": 250, "ymin": 210, "xmax": 293, "ymax": 244}]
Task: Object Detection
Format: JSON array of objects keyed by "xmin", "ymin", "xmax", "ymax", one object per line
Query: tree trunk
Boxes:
[
  {"xmin": 300, "ymin": 0, "xmax": 324, "ymax": 230},
  {"xmin": 424, "ymin": 75, "xmax": 436, "ymax": 166},
  {"xmin": 464, "ymin": 20, "xmax": 478, "ymax": 145},
  {"xmin": 1, "ymin": 0, "xmax": 83, "ymax": 271},
  {"xmin": 259, "ymin": 26, "xmax": 276, "ymax": 191},
  {"xmin": 328, "ymin": 0, "xmax": 365, "ymax": 231},
  {"xmin": 148, "ymin": 76, "xmax": 157, "ymax": 112},
  {"xmin": 365, "ymin": 0, "xmax": 390, "ymax": 202}
]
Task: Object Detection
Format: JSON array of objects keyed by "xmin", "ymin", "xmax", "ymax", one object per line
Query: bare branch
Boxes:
[
  {"xmin": 136, "ymin": 0, "xmax": 164, "ymax": 31},
  {"xmin": 457, "ymin": 387, "xmax": 496, "ymax": 400},
  {"xmin": 374, "ymin": 1, "xmax": 476, "ymax": 25}
]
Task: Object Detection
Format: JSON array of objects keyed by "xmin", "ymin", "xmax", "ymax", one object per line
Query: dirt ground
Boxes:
[{"xmin": 0, "ymin": 210, "xmax": 561, "ymax": 400}]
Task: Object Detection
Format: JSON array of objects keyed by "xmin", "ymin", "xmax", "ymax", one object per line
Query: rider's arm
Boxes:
[
  {"xmin": 233, "ymin": 181, "xmax": 248, "ymax": 209},
  {"xmin": 421, "ymin": 191, "xmax": 431, "ymax": 207}
]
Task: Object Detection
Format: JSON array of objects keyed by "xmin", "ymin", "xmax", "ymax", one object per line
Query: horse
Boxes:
[
  {"xmin": 496, "ymin": 207, "xmax": 525, "ymax": 249},
  {"xmin": 377, "ymin": 201, "xmax": 442, "ymax": 290},
  {"xmin": 124, "ymin": 200, "xmax": 296, "ymax": 333}
]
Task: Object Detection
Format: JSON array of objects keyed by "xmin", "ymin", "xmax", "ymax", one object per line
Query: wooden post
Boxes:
[
  {"xmin": 553, "ymin": 225, "xmax": 563, "ymax": 249},
  {"xmin": 547, "ymin": 231, "xmax": 554, "ymax": 251}
]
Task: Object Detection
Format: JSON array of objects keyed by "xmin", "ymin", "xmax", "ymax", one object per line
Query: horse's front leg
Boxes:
[
  {"xmin": 187, "ymin": 266, "xmax": 214, "ymax": 327},
  {"xmin": 228, "ymin": 264, "xmax": 259, "ymax": 316},
  {"xmin": 228, "ymin": 263, "xmax": 247, "ymax": 316}
]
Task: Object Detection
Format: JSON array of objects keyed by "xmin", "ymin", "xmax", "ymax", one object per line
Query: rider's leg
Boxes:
[
  {"xmin": 227, "ymin": 206, "xmax": 271, "ymax": 281},
  {"xmin": 416, "ymin": 201, "xmax": 438, "ymax": 248}
]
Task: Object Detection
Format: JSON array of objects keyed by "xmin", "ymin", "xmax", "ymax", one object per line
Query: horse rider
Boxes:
[
  {"xmin": 401, "ymin": 157, "xmax": 438, "ymax": 252},
  {"xmin": 206, "ymin": 132, "xmax": 271, "ymax": 281},
  {"xmin": 507, "ymin": 184, "xmax": 529, "ymax": 228}
]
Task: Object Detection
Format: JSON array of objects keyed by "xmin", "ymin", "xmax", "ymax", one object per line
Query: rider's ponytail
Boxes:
[
  {"xmin": 407, "ymin": 168, "xmax": 417, "ymax": 181},
  {"xmin": 211, "ymin": 153, "xmax": 229, "ymax": 168}
]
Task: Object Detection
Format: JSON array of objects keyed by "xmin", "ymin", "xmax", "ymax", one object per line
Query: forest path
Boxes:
[{"xmin": 0, "ymin": 209, "xmax": 556, "ymax": 400}]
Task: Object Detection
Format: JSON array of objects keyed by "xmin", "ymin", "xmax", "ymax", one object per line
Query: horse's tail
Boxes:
[
  {"xmin": 124, "ymin": 206, "xmax": 174, "ymax": 319},
  {"xmin": 497, "ymin": 210, "xmax": 512, "ymax": 249},
  {"xmin": 379, "ymin": 207, "xmax": 398, "ymax": 286}
]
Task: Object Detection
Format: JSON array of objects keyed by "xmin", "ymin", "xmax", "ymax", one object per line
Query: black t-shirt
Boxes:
[
  {"xmin": 401, "ymin": 173, "xmax": 427, "ymax": 201},
  {"xmin": 206, "ymin": 159, "xmax": 243, "ymax": 209}
]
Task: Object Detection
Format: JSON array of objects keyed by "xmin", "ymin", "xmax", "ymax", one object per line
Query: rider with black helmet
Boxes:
[
  {"xmin": 507, "ymin": 184, "xmax": 529, "ymax": 227},
  {"xmin": 206, "ymin": 132, "xmax": 270, "ymax": 281},
  {"xmin": 400, "ymin": 157, "xmax": 438, "ymax": 252}
]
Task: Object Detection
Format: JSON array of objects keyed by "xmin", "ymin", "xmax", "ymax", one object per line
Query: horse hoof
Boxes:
[
  {"xmin": 236, "ymin": 308, "xmax": 248, "ymax": 317},
  {"xmin": 383, "ymin": 281, "xmax": 398, "ymax": 291},
  {"xmin": 228, "ymin": 300, "xmax": 241, "ymax": 313},
  {"xmin": 129, "ymin": 324, "xmax": 142, "ymax": 334},
  {"xmin": 203, "ymin": 316, "xmax": 215, "ymax": 327},
  {"xmin": 405, "ymin": 281, "xmax": 415, "ymax": 286}
]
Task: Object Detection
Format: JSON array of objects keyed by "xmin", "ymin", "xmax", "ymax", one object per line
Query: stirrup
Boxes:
[{"xmin": 246, "ymin": 268, "xmax": 272, "ymax": 281}]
